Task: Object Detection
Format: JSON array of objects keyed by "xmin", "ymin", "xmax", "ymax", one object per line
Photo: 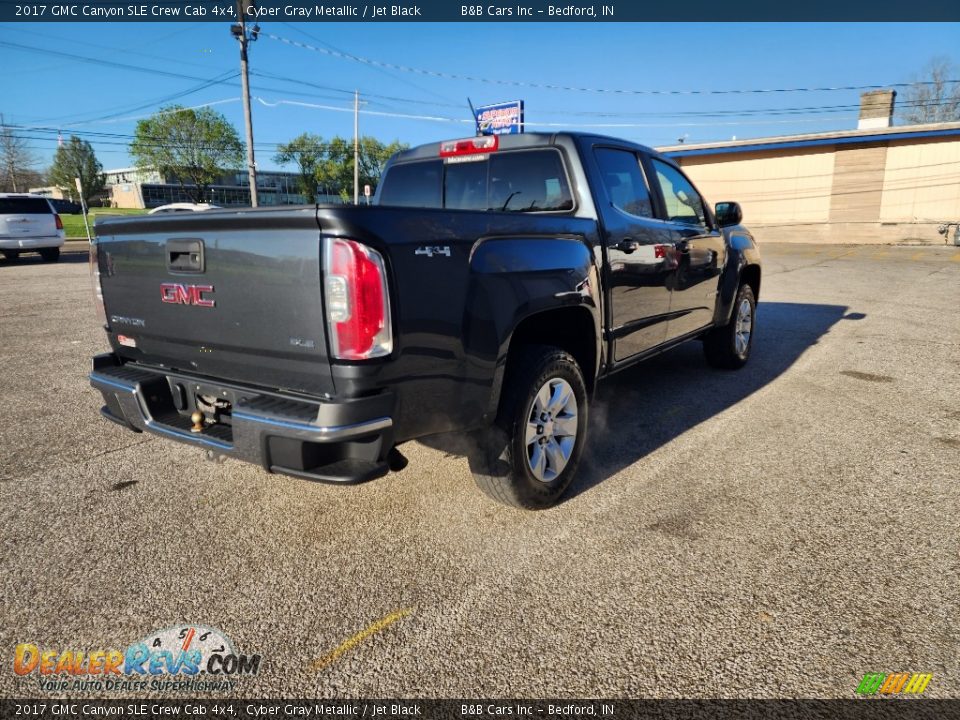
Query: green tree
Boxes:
[
  {"xmin": 317, "ymin": 136, "xmax": 354, "ymax": 202},
  {"xmin": 130, "ymin": 105, "xmax": 243, "ymax": 203},
  {"xmin": 900, "ymin": 57, "xmax": 960, "ymax": 125},
  {"xmin": 359, "ymin": 137, "xmax": 407, "ymax": 193},
  {"xmin": 313, "ymin": 136, "xmax": 408, "ymax": 202},
  {"xmin": 48, "ymin": 135, "xmax": 105, "ymax": 205},
  {"xmin": 274, "ymin": 133, "xmax": 325, "ymax": 203}
]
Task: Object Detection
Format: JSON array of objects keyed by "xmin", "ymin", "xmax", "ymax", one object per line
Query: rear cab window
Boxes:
[
  {"xmin": 379, "ymin": 149, "xmax": 573, "ymax": 213},
  {"xmin": 0, "ymin": 198, "xmax": 53, "ymax": 214}
]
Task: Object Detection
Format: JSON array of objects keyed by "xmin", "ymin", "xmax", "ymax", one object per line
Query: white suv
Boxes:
[{"xmin": 0, "ymin": 193, "xmax": 66, "ymax": 263}]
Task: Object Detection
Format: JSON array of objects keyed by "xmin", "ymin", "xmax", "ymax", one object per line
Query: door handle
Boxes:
[
  {"xmin": 167, "ymin": 239, "xmax": 204, "ymax": 273},
  {"xmin": 615, "ymin": 239, "xmax": 639, "ymax": 254}
]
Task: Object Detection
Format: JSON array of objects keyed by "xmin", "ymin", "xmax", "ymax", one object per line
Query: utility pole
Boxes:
[
  {"xmin": 233, "ymin": 1, "xmax": 259, "ymax": 207},
  {"xmin": 353, "ymin": 90, "xmax": 360, "ymax": 206}
]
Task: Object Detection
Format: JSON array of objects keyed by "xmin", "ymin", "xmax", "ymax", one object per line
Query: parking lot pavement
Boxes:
[{"xmin": 1, "ymin": 243, "xmax": 958, "ymax": 698}]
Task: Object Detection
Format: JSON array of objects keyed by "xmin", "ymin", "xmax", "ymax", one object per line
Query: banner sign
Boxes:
[{"xmin": 475, "ymin": 101, "xmax": 525, "ymax": 135}]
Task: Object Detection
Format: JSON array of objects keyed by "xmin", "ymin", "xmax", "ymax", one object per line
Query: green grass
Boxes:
[{"xmin": 61, "ymin": 208, "xmax": 147, "ymax": 239}]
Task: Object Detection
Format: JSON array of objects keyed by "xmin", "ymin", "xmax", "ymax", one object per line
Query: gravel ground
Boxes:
[{"xmin": 1, "ymin": 243, "xmax": 958, "ymax": 699}]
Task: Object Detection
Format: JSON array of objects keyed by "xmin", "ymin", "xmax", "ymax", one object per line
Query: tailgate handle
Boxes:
[{"xmin": 167, "ymin": 239, "xmax": 204, "ymax": 273}]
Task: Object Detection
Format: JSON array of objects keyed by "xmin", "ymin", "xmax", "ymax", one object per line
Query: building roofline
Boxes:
[{"xmin": 657, "ymin": 121, "xmax": 960, "ymax": 158}]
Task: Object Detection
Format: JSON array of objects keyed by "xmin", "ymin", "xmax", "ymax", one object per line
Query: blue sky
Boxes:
[{"xmin": 1, "ymin": 21, "xmax": 958, "ymax": 173}]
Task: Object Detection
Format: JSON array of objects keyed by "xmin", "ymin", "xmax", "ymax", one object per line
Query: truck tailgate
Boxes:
[{"xmin": 96, "ymin": 208, "xmax": 335, "ymax": 396}]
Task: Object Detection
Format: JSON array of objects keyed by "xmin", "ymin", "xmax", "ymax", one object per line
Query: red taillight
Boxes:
[
  {"xmin": 323, "ymin": 238, "xmax": 392, "ymax": 360},
  {"xmin": 439, "ymin": 135, "xmax": 499, "ymax": 157},
  {"xmin": 54, "ymin": 214, "xmax": 63, "ymax": 230}
]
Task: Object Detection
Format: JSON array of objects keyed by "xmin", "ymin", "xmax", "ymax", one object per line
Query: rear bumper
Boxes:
[
  {"xmin": 0, "ymin": 235, "xmax": 65, "ymax": 250},
  {"xmin": 90, "ymin": 354, "xmax": 394, "ymax": 483}
]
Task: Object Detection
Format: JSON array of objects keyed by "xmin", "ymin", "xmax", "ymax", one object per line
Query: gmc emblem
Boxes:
[{"xmin": 160, "ymin": 283, "xmax": 215, "ymax": 307}]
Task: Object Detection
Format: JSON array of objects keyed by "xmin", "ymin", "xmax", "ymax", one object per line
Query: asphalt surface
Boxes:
[{"xmin": 1, "ymin": 243, "xmax": 958, "ymax": 699}]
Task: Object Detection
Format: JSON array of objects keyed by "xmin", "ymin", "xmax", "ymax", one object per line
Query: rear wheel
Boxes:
[
  {"xmin": 39, "ymin": 247, "xmax": 60, "ymax": 263},
  {"xmin": 468, "ymin": 345, "xmax": 588, "ymax": 509},
  {"xmin": 2, "ymin": 250, "xmax": 20, "ymax": 261},
  {"xmin": 704, "ymin": 283, "xmax": 756, "ymax": 369}
]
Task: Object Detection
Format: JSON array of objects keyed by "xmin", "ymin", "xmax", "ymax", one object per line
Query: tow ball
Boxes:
[{"xmin": 190, "ymin": 411, "xmax": 204, "ymax": 433}]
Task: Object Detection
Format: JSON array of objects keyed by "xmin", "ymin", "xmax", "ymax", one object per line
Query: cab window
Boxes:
[
  {"xmin": 594, "ymin": 148, "xmax": 653, "ymax": 218},
  {"xmin": 650, "ymin": 159, "xmax": 707, "ymax": 228},
  {"xmin": 379, "ymin": 150, "xmax": 573, "ymax": 213},
  {"xmin": 378, "ymin": 160, "xmax": 442, "ymax": 207}
]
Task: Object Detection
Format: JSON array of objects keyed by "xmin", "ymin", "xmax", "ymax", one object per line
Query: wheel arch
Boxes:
[{"xmin": 487, "ymin": 305, "xmax": 599, "ymax": 419}]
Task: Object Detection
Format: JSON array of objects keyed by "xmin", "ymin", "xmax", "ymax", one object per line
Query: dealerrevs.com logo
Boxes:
[{"xmin": 14, "ymin": 625, "xmax": 261, "ymax": 693}]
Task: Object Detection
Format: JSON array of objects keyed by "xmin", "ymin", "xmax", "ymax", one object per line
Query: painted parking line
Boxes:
[
  {"xmin": 312, "ymin": 608, "xmax": 414, "ymax": 671},
  {"xmin": 950, "ymin": 252, "xmax": 960, "ymax": 262}
]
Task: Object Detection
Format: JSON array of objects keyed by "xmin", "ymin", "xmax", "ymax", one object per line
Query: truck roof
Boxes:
[{"xmin": 391, "ymin": 131, "xmax": 659, "ymax": 163}]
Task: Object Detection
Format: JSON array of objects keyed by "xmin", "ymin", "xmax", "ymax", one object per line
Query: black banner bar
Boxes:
[
  {"xmin": 2, "ymin": 699, "xmax": 958, "ymax": 720},
  {"xmin": 0, "ymin": 0, "xmax": 958, "ymax": 22}
]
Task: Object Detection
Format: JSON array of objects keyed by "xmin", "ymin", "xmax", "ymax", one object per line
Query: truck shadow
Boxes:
[{"xmin": 567, "ymin": 301, "xmax": 851, "ymax": 502}]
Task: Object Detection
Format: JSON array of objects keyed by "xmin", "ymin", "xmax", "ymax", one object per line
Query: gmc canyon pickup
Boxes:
[{"xmin": 90, "ymin": 132, "xmax": 761, "ymax": 509}]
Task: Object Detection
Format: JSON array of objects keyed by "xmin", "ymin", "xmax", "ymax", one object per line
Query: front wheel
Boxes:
[
  {"xmin": 704, "ymin": 283, "xmax": 756, "ymax": 369},
  {"xmin": 468, "ymin": 345, "xmax": 588, "ymax": 510}
]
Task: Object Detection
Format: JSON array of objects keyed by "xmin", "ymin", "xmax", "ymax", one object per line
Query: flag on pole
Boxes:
[{"xmin": 57, "ymin": 131, "xmax": 63, "ymax": 147}]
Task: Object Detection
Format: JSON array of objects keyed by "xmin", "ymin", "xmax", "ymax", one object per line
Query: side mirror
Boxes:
[{"xmin": 715, "ymin": 201, "xmax": 742, "ymax": 227}]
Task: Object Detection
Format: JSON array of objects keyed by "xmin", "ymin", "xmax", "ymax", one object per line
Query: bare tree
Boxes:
[
  {"xmin": 899, "ymin": 57, "xmax": 960, "ymax": 125},
  {"xmin": 0, "ymin": 114, "xmax": 38, "ymax": 192}
]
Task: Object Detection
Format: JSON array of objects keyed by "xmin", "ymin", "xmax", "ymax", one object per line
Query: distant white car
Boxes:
[
  {"xmin": 148, "ymin": 203, "xmax": 222, "ymax": 214},
  {"xmin": 0, "ymin": 193, "xmax": 65, "ymax": 263}
]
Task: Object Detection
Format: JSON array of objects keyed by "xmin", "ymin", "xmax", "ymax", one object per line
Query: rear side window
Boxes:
[
  {"xmin": 594, "ymin": 148, "xmax": 653, "ymax": 218},
  {"xmin": 379, "ymin": 160, "xmax": 442, "ymax": 208},
  {"xmin": 379, "ymin": 150, "xmax": 573, "ymax": 213},
  {"xmin": 0, "ymin": 198, "xmax": 52, "ymax": 214}
]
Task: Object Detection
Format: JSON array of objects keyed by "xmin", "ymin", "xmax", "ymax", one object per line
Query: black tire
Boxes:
[
  {"xmin": 468, "ymin": 344, "xmax": 588, "ymax": 510},
  {"xmin": 39, "ymin": 247, "xmax": 60, "ymax": 263},
  {"xmin": 704, "ymin": 283, "xmax": 756, "ymax": 369},
  {"xmin": 2, "ymin": 250, "xmax": 20, "ymax": 261}
]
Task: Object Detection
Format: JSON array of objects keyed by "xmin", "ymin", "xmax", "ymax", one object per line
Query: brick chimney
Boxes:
[{"xmin": 858, "ymin": 89, "xmax": 896, "ymax": 130}]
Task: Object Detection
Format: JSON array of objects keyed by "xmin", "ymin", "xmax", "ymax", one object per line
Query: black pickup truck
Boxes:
[{"xmin": 90, "ymin": 132, "xmax": 761, "ymax": 509}]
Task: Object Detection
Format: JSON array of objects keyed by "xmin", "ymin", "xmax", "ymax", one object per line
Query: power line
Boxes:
[
  {"xmin": 253, "ymin": 96, "xmax": 865, "ymax": 129},
  {"xmin": 264, "ymin": 32, "xmax": 960, "ymax": 97},
  {"xmin": 257, "ymin": 69, "xmax": 960, "ymax": 119},
  {"xmin": 8, "ymin": 36, "xmax": 956, "ymax": 131},
  {"xmin": 11, "ymin": 27, "xmax": 224, "ymax": 73},
  {"xmin": 0, "ymin": 40, "xmax": 238, "ymax": 87},
  {"xmin": 278, "ymin": 22, "xmax": 459, "ymax": 106}
]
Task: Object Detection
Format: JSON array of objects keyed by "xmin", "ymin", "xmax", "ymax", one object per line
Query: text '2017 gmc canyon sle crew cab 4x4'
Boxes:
[{"xmin": 90, "ymin": 132, "xmax": 761, "ymax": 509}]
